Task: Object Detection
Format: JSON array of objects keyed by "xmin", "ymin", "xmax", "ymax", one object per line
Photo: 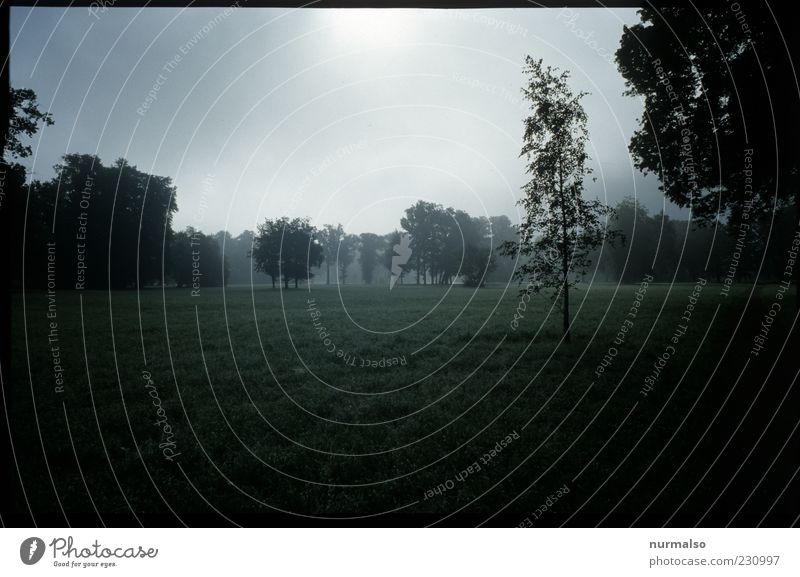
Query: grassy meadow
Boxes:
[{"xmin": 7, "ymin": 282, "xmax": 797, "ymax": 526}]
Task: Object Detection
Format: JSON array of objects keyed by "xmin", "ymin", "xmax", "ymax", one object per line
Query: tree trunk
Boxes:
[
  {"xmin": 284, "ymin": 278, "xmax": 289, "ymax": 289},
  {"xmin": 559, "ymin": 160, "xmax": 571, "ymax": 344},
  {"xmin": 272, "ymin": 277, "xmax": 275, "ymax": 289},
  {"xmin": 563, "ymin": 268, "xmax": 570, "ymax": 343},
  {"xmin": 295, "ymin": 278, "xmax": 298, "ymax": 289},
  {"xmin": 326, "ymin": 262, "xmax": 330, "ymax": 285}
]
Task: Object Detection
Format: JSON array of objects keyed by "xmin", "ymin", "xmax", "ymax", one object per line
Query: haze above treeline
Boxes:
[{"xmin": 10, "ymin": 6, "xmax": 685, "ymax": 237}]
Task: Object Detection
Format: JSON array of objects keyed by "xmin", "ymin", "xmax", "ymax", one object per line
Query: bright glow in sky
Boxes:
[
  {"xmin": 10, "ymin": 7, "xmax": 686, "ymax": 237},
  {"xmin": 332, "ymin": 9, "xmax": 421, "ymax": 46}
]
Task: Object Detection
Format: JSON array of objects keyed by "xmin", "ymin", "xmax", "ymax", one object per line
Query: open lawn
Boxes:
[{"xmin": 7, "ymin": 282, "xmax": 798, "ymax": 526}]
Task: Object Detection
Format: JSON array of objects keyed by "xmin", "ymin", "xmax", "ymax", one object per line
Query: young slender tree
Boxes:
[{"xmin": 502, "ymin": 57, "xmax": 618, "ymax": 343}]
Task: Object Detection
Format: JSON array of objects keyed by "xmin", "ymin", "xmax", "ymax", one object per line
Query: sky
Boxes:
[{"xmin": 10, "ymin": 6, "xmax": 688, "ymax": 237}]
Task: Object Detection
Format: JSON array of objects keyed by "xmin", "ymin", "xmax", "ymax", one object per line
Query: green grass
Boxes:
[{"xmin": 7, "ymin": 282, "xmax": 797, "ymax": 525}]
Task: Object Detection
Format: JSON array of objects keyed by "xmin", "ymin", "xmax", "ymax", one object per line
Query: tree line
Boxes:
[
  {"xmin": 7, "ymin": 0, "xmax": 800, "ymax": 318},
  {"xmin": 588, "ymin": 197, "xmax": 797, "ymax": 285},
  {"xmin": 242, "ymin": 205, "xmax": 519, "ymax": 289},
  {"xmin": 8, "ymin": 152, "xmax": 183, "ymax": 290},
  {"xmin": 4, "ymin": 140, "xmax": 794, "ymax": 293},
  {"xmin": 4, "ymin": 89, "xmax": 522, "ymax": 291}
]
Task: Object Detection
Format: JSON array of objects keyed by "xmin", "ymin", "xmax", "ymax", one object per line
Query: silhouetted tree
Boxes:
[
  {"xmin": 12, "ymin": 153, "xmax": 177, "ymax": 289},
  {"xmin": 218, "ymin": 229, "xmax": 266, "ymax": 285},
  {"xmin": 171, "ymin": 227, "xmax": 229, "ymax": 289},
  {"xmin": 440, "ymin": 209, "xmax": 485, "ymax": 285},
  {"xmin": 401, "ymin": 200, "xmax": 440, "ymax": 285},
  {"xmin": 337, "ymin": 233, "xmax": 358, "ymax": 285},
  {"xmin": 488, "ymin": 215, "xmax": 519, "ymax": 283},
  {"xmin": 252, "ymin": 217, "xmax": 322, "ymax": 289},
  {"xmin": 461, "ymin": 243, "xmax": 496, "ymax": 287},
  {"xmin": 318, "ymin": 223, "xmax": 344, "ymax": 285},
  {"xmin": 4, "ymin": 87, "xmax": 54, "ymax": 160},
  {"xmin": 382, "ymin": 230, "xmax": 409, "ymax": 287},
  {"xmin": 602, "ymin": 197, "xmax": 652, "ymax": 282},
  {"xmin": 358, "ymin": 232, "xmax": 384, "ymax": 284},
  {"xmin": 251, "ymin": 219, "xmax": 282, "ymax": 288},
  {"xmin": 501, "ymin": 57, "xmax": 619, "ymax": 343},
  {"xmin": 617, "ymin": 5, "xmax": 800, "ymax": 299}
]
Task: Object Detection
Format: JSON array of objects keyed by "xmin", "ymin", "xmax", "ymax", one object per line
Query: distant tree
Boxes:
[
  {"xmin": 6, "ymin": 91, "xmax": 180, "ymax": 290},
  {"xmin": 358, "ymin": 232, "xmax": 384, "ymax": 284},
  {"xmin": 214, "ymin": 230, "xmax": 235, "ymax": 284},
  {"xmin": 171, "ymin": 227, "xmax": 229, "ymax": 289},
  {"xmin": 451, "ymin": 213, "xmax": 495, "ymax": 286},
  {"xmin": 251, "ymin": 218, "xmax": 283, "ymax": 288},
  {"xmin": 488, "ymin": 215, "xmax": 519, "ymax": 283},
  {"xmin": 283, "ymin": 218, "xmax": 323, "ymax": 288},
  {"xmin": 219, "ymin": 229, "xmax": 263, "ymax": 285},
  {"xmin": 401, "ymin": 200, "xmax": 440, "ymax": 285},
  {"xmin": 14, "ymin": 154, "xmax": 177, "ymax": 289},
  {"xmin": 676, "ymin": 220, "xmax": 728, "ymax": 283},
  {"xmin": 501, "ymin": 57, "xmax": 619, "ymax": 343},
  {"xmin": 602, "ymin": 197, "xmax": 652, "ymax": 282},
  {"xmin": 337, "ymin": 233, "xmax": 358, "ymax": 285},
  {"xmin": 252, "ymin": 217, "xmax": 323, "ymax": 289},
  {"xmin": 396, "ymin": 203, "xmax": 514, "ymax": 286},
  {"xmin": 382, "ymin": 230, "xmax": 410, "ymax": 286},
  {"xmin": 651, "ymin": 211, "xmax": 681, "ymax": 281},
  {"xmin": 111, "ymin": 158, "xmax": 177, "ymax": 288},
  {"xmin": 170, "ymin": 231, "xmax": 194, "ymax": 288},
  {"xmin": 318, "ymin": 223, "xmax": 344, "ymax": 285},
  {"xmin": 428, "ymin": 206, "xmax": 451, "ymax": 284},
  {"xmin": 440, "ymin": 209, "xmax": 486, "ymax": 285},
  {"xmin": 461, "ymin": 243, "xmax": 496, "ymax": 287},
  {"xmin": 214, "ymin": 230, "xmax": 231, "ymax": 252}
]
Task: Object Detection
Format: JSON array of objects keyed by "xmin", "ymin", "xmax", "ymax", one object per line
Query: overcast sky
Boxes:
[{"xmin": 10, "ymin": 6, "xmax": 687, "ymax": 236}]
